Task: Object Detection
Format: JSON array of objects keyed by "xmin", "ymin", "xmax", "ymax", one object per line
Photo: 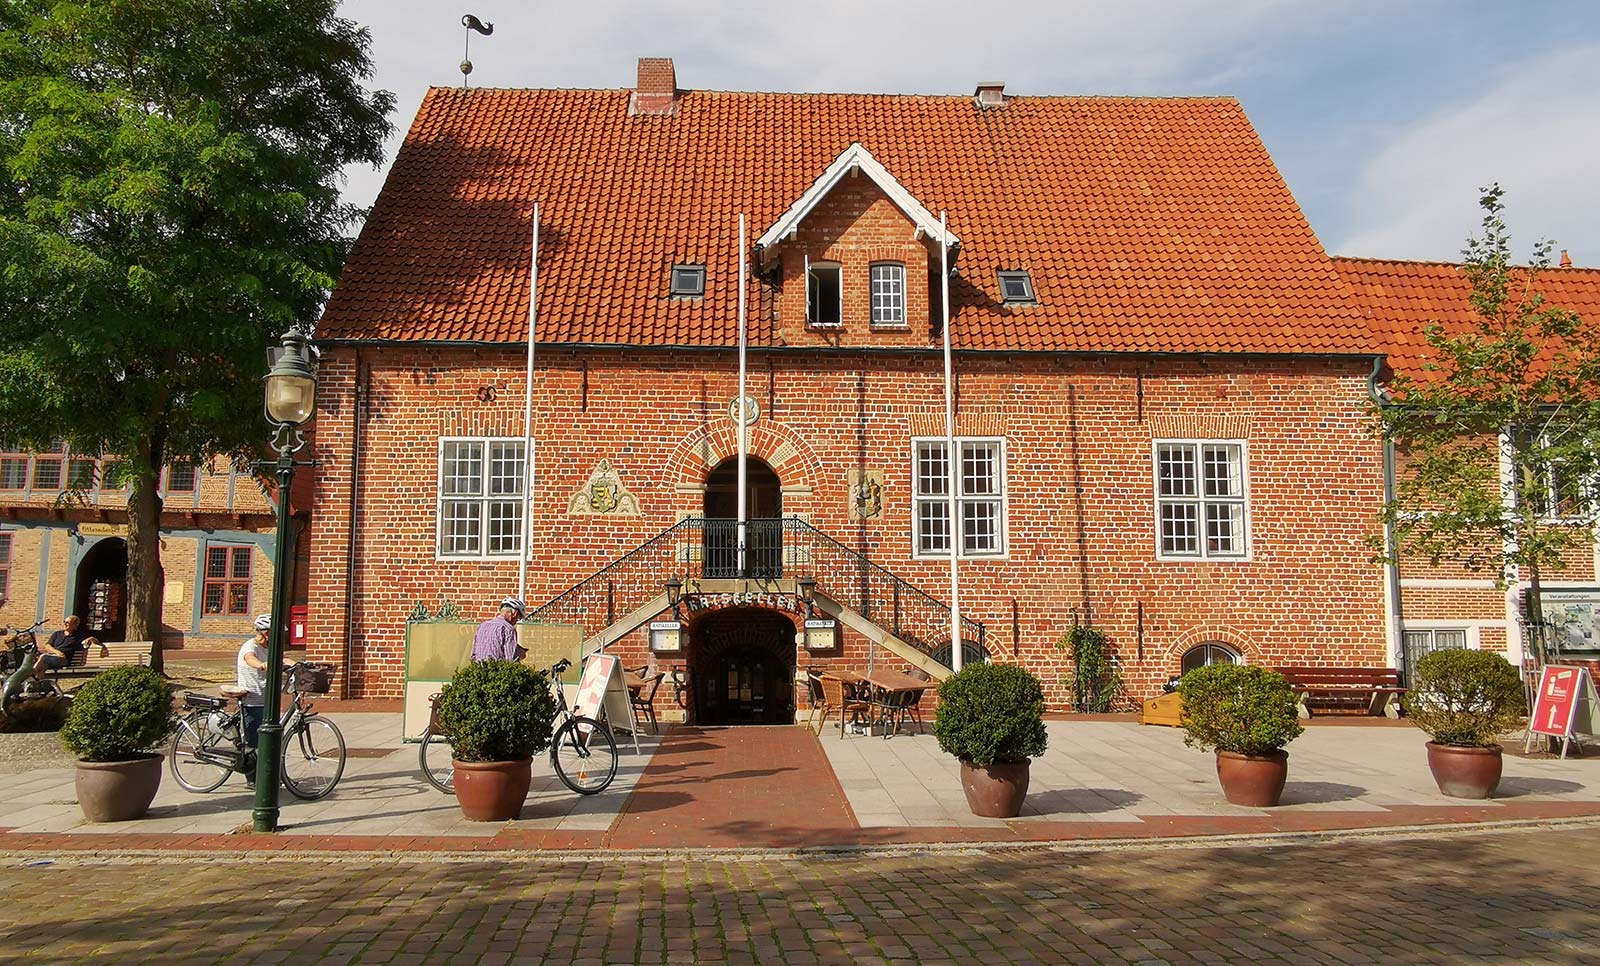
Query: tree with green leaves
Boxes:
[
  {"xmin": 1375, "ymin": 185, "xmax": 1600, "ymax": 669},
  {"xmin": 0, "ymin": 2, "xmax": 391, "ymax": 669}
]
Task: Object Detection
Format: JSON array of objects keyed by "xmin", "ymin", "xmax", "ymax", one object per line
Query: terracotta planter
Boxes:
[
  {"xmin": 1425, "ymin": 741, "xmax": 1503, "ymax": 799},
  {"xmin": 452, "ymin": 757, "xmax": 533, "ymax": 821},
  {"xmin": 959, "ymin": 759, "xmax": 1030, "ymax": 818},
  {"xmin": 75, "ymin": 753, "xmax": 163, "ymax": 822},
  {"xmin": 1215, "ymin": 749, "xmax": 1289, "ymax": 807}
]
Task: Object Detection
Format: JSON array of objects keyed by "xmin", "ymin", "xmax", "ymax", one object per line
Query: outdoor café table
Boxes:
[{"xmin": 855, "ymin": 668, "xmax": 932, "ymax": 738}]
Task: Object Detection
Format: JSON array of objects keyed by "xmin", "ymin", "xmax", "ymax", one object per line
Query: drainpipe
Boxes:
[
  {"xmin": 1367, "ymin": 356, "xmax": 1406, "ymax": 678},
  {"xmin": 341, "ymin": 350, "xmax": 366, "ymax": 700}
]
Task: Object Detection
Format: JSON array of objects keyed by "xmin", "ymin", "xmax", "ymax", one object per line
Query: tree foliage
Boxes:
[
  {"xmin": 933, "ymin": 662, "xmax": 1048, "ymax": 765},
  {"xmin": 0, "ymin": 2, "xmax": 392, "ymax": 662},
  {"xmin": 1373, "ymin": 186, "xmax": 1600, "ymax": 665},
  {"xmin": 59, "ymin": 664, "xmax": 174, "ymax": 761},
  {"xmin": 437, "ymin": 659, "xmax": 556, "ymax": 763},
  {"xmin": 1404, "ymin": 648, "xmax": 1526, "ymax": 748},
  {"xmin": 1178, "ymin": 664, "xmax": 1302, "ymax": 756}
]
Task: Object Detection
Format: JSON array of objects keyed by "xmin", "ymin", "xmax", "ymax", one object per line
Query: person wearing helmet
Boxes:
[
  {"xmin": 471, "ymin": 596, "xmax": 527, "ymax": 663},
  {"xmin": 236, "ymin": 614, "xmax": 274, "ymax": 766}
]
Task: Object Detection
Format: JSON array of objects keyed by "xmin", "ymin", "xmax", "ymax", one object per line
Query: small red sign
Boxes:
[{"xmin": 1530, "ymin": 665, "xmax": 1588, "ymax": 738}]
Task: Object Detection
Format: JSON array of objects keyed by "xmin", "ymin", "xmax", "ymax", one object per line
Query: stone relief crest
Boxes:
[
  {"xmin": 848, "ymin": 468, "xmax": 884, "ymax": 520},
  {"xmin": 568, "ymin": 459, "xmax": 641, "ymax": 516}
]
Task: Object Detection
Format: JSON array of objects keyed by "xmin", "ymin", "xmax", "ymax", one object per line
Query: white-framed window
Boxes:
[
  {"xmin": 1403, "ymin": 626, "xmax": 1471, "ymax": 681},
  {"xmin": 870, "ymin": 262, "xmax": 905, "ymax": 326},
  {"xmin": 912, "ymin": 437, "xmax": 1007, "ymax": 558},
  {"xmin": 1180, "ymin": 641, "xmax": 1240, "ymax": 675},
  {"xmin": 437, "ymin": 438, "xmax": 527, "ymax": 559},
  {"xmin": 806, "ymin": 260, "xmax": 842, "ymax": 326},
  {"xmin": 1154, "ymin": 440, "xmax": 1249, "ymax": 559}
]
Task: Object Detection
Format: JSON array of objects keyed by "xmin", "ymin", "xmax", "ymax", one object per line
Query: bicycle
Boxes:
[
  {"xmin": 420, "ymin": 657, "xmax": 618, "ymax": 795},
  {"xmin": 168, "ymin": 661, "xmax": 347, "ymax": 800}
]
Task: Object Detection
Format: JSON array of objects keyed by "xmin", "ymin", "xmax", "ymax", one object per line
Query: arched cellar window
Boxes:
[
  {"xmin": 1181, "ymin": 642, "xmax": 1240, "ymax": 675},
  {"xmin": 933, "ymin": 641, "xmax": 989, "ymax": 669}
]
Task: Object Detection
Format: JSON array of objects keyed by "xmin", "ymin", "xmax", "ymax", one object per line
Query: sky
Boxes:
[{"xmin": 337, "ymin": 0, "xmax": 1600, "ymax": 265}]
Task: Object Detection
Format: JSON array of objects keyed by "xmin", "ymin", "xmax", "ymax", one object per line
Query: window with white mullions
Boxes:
[
  {"xmin": 438, "ymin": 438, "xmax": 526, "ymax": 558},
  {"xmin": 913, "ymin": 438, "xmax": 1007, "ymax": 558},
  {"xmin": 870, "ymin": 263, "xmax": 905, "ymax": 326},
  {"xmin": 806, "ymin": 262, "xmax": 842, "ymax": 326},
  {"xmin": 1155, "ymin": 440, "xmax": 1248, "ymax": 559}
]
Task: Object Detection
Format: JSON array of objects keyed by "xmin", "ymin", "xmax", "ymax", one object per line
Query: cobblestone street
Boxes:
[{"xmin": 4, "ymin": 823, "xmax": 1598, "ymax": 964}]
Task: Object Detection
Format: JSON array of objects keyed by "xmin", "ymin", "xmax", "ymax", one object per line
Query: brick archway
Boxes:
[
  {"xmin": 665, "ymin": 421, "xmax": 825, "ymax": 492},
  {"xmin": 685, "ymin": 606, "xmax": 800, "ymax": 725},
  {"xmin": 1163, "ymin": 625, "xmax": 1262, "ymax": 669}
]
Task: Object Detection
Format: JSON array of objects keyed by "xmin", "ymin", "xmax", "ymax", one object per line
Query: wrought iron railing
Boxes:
[{"xmin": 526, "ymin": 516, "xmax": 985, "ymax": 666}]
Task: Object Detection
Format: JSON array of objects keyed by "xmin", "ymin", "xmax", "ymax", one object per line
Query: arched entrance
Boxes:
[
  {"xmin": 688, "ymin": 607, "xmax": 797, "ymax": 725},
  {"xmin": 703, "ymin": 457, "xmax": 783, "ymax": 577},
  {"xmin": 75, "ymin": 538, "xmax": 128, "ymax": 642}
]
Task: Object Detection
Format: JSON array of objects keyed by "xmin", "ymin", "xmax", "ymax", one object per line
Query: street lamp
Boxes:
[{"xmin": 253, "ymin": 332, "xmax": 317, "ymax": 833}]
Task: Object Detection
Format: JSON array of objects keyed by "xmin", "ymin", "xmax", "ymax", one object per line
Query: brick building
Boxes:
[
  {"xmin": 1336, "ymin": 257, "xmax": 1600, "ymax": 677},
  {"xmin": 0, "ymin": 451, "xmax": 299, "ymax": 653},
  {"xmin": 305, "ymin": 57, "xmax": 1411, "ymax": 715}
]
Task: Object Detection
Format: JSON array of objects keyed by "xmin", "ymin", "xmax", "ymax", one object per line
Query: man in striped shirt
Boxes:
[{"xmin": 470, "ymin": 596, "xmax": 527, "ymax": 663}]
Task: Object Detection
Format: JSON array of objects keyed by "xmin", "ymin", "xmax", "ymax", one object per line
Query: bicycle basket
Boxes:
[{"xmin": 287, "ymin": 663, "xmax": 334, "ymax": 694}]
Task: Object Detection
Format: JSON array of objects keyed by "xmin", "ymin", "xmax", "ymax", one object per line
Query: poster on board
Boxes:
[
  {"xmin": 1526, "ymin": 664, "xmax": 1598, "ymax": 759},
  {"xmin": 571, "ymin": 652, "xmax": 639, "ymax": 752}
]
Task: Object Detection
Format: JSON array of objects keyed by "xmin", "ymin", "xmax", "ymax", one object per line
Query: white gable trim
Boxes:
[{"xmin": 755, "ymin": 142, "xmax": 959, "ymax": 251}]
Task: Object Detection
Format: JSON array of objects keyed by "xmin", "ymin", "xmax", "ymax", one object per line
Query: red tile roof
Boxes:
[
  {"xmin": 1332, "ymin": 257, "xmax": 1600, "ymax": 379},
  {"xmin": 320, "ymin": 85, "xmax": 1371, "ymax": 355}
]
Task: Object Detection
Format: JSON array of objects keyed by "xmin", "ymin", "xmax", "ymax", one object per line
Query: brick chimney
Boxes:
[
  {"xmin": 974, "ymin": 82, "xmax": 1007, "ymax": 108},
  {"xmin": 1560, "ymin": 249, "xmax": 1573, "ymax": 268},
  {"xmin": 630, "ymin": 57, "xmax": 678, "ymax": 116}
]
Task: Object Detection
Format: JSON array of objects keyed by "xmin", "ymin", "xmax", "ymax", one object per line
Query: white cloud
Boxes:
[
  {"xmin": 335, "ymin": 0, "xmax": 1349, "ymax": 211},
  {"xmin": 1333, "ymin": 45, "xmax": 1600, "ymax": 263}
]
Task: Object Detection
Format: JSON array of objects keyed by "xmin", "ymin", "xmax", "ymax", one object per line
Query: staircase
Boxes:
[{"xmin": 527, "ymin": 517, "xmax": 984, "ymax": 675}]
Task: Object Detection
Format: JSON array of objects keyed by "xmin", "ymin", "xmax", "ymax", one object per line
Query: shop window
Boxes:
[
  {"xmin": 203, "ymin": 545, "xmax": 252, "ymax": 616},
  {"xmin": 437, "ymin": 437, "xmax": 526, "ymax": 558},
  {"xmin": 0, "ymin": 532, "xmax": 10, "ymax": 601},
  {"xmin": 912, "ymin": 437, "xmax": 1007, "ymax": 558},
  {"xmin": 1156, "ymin": 440, "xmax": 1249, "ymax": 559}
]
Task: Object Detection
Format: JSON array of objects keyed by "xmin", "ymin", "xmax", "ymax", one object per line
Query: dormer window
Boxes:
[
  {"xmin": 807, "ymin": 261, "xmax": 842, "ymax": 326},
  {"xmin": 998, "ymin": 270, "xmax": 1036, "ymax": 304},
  {"xmin": 870, "ymin": 263, "xmax": 906, "ymax": 326},
  {"xmin": 670, "ymin": 265, "xmax": 705, "ymax": 298}
]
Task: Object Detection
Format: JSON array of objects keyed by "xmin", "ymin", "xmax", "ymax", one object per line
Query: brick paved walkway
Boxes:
[
  {"xmin": 3, "ymin": 823, "xmax": 1598, "ymax": 963},
  {"xmin": 607, "ymin": 726, "xmax": 857, "ymax": 849}
]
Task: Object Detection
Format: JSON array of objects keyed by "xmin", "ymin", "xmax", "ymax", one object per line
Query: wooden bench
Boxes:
[
  {"xmin": 50, "ymin": 641, "xmax": 152, "ymax": 678},
  {"xmin": 1273, "ymin": 666, "xmax": 1405, "ymax": 719}
]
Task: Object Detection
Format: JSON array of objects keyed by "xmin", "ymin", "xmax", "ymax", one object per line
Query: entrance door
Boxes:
[
  {"xmin": 690, "ymin": 608, "xmax": 796, "ymax": 725},
  {"xmin": 703, "ymin": 457, "xmax": 782, "ymax": 578},
  {"xmin": 75, "ymin": 538, "xmax": 128, "ymax": 642}
]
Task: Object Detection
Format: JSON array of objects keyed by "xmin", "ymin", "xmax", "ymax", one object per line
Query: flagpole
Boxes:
[
  {"xmin": 518, "ymin": 202, "xmax": 539, "ymax": 604},
  {"xmin": 940, "ymin": 210, "xmax": 962, "ymax": 673},
  {"xmin": 737, "ymin": 214, "xmax": 748, "ymax": 577}
]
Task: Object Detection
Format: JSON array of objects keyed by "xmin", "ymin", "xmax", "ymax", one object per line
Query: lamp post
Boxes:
[{"xmin": 253, "ymin": 332, "xmax": 318, "ymax": 833}]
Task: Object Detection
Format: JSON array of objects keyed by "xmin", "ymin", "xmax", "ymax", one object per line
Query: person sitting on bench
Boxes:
[{"xmin": 32, "ymin": 614, "xmax": 103, "ymax": 681}]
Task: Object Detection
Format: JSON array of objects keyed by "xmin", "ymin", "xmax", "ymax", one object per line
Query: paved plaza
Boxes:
[
  {"xmin": 1, "ymin": 714, "xmax": 1598, "ymax": 849},
  {"xmin": 3, "ymin": 823, "xmax": 1599, "ymax": 964}
]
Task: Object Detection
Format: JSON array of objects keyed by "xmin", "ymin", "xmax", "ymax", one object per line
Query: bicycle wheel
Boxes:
[
  {"xmin": 550, "ymin": 715, "xmax": 618, "ymax": 795},
  {"xmin": 418, "ymin": 725, "xmax": 454, "ymax": 793},
  {"xmin": 169, "ymin": 715, "xmax": 232, "ymax": 793},
  {"xmin": 280, "ymin": 715, "xmax": 346, "ymax": 800}
]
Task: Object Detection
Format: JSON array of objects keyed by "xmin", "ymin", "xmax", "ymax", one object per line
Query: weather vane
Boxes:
[{"xmin": 460, "ymin": 14, "xmax": 494, "ymax": 89}]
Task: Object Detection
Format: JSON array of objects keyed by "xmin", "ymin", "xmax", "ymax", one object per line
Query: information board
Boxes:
[
  {"xmin": 1526, "ymin": 664, "xmax": 1598, "ymax": 759},
  {"xmin": 571, "ymin": 652, "xmax": 638, "ymax": 752}
]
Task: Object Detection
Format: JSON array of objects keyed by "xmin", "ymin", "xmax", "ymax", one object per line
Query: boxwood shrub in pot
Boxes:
[
  {"xmin": 1404, "ymin": 648, "xmax": 1526, "ymax": 799},
  {"xmin": 1178, "ymin": 664, "xmax": 1303, "ymax": 807},
  {"xmin": 436, "ymin": 659, "xmax": 556, "ymax": 820},
  {"xmin": 933, "ymin": 662, "xmax": 1048, "ymax": 817},
  {"xmin": 59, "ymin": 665, "xmax": 174, "ymax": 822}
]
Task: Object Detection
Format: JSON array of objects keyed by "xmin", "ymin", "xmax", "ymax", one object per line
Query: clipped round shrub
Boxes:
[
  {"xmin": 933, "ymin": 662, "xmax": 1048, "ymax": 766},
  {"xmin": 1179, "ymin": 664, "xmax": 1303, "ymax": 756},
  {"xmin": 437, "ymin": 659, "xmax": 556, "ymax": 762},
  {"xmin": 1405, "ymin": 648, "xmax": 1526, "ymax": 748},
  {"xmin": 59, "ymin": 665, "xmax": 174, "ymax": 762}
]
